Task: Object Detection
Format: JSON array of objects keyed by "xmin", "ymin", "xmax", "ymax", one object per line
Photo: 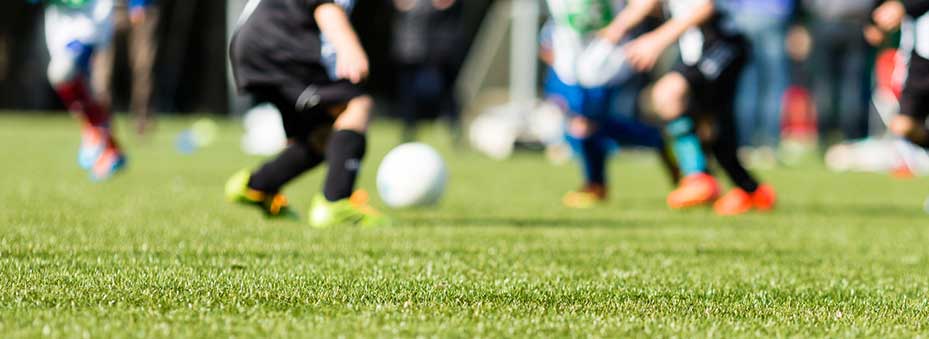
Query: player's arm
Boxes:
[
  {"xmin": 599, "ymin": 0, "xmax": 661, "ymax": 43},
  {"xmin": 315, "ymin": 3, "xmax": 369, "ymax": 84},
  {"xmin": 624, "ymin": 0, "xmax": 716, "ymax": 71}
]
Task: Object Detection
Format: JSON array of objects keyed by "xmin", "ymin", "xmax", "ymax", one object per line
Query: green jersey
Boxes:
[
  {"xmin": 43, "ymin": 0, "xmax": 92, "ymax": 9},
  {"xmin": 547, "ymin": 0, "xmax": 618, "ymax": 34}
]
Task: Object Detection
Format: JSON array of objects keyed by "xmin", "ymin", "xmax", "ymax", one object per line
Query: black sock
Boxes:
[
  {"xmin": 323, "ymin": 130, "xmax": 367, "ymax": 201},
  {"xmin": 248, "ymin": 142, "xmax": 324, "ymax": 194},
  {"xmin": 712, "ymin": 139, "xmax": 759, "ymax": 193}
]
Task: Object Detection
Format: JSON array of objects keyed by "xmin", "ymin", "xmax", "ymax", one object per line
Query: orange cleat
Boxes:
[
  {"xmin": 667, "ymin": 173, "xmax": 719, "ymax": 209},
  {"xmin": 751, "ymin": 184, "xmax": 777, "ymax": 211},
  {"xmin": 713, "ymin": 188, "xmax": 753, "ymax": 216},
  {"xmin": 714, "ymin": 184, "xmax": 777, "ymax": 216}
]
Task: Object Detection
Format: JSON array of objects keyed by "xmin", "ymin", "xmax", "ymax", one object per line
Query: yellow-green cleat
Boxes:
[
  {"xmin": 308, "ymin": 190, "xmax": 391, "ymax": 228},
  {"xmin": 225, "ymin": 169, "xmax": 299, "ymax": 220}
]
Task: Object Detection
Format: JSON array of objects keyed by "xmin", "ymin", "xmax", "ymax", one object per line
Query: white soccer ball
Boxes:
[{"xmin": 376, "ymin": 143, "xmax": 447, "ymax": 208}]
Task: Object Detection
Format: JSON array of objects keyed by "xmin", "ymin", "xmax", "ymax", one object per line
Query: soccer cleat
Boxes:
[
  {"xmin": 78, "ymin": 125, "xmax": 105, "ymax": 169},
  {"xmin": 667, "ymin": 173, "xmax": 720, "ymax": 209},
  {"xmin": 713, "ymin": 184, "xmax": 777, "ymax": 216},
  {"xmin": 308, "ymin": 189, "xmax": 390, "ymax": 228},
  {"xmin": 713, "ymin": 188, "xmax": 753, "ymax": 216},
  {"xmin": 89, "ymin": 148, "xmax": 126, "ymax": 181},
  {"xmin": 751, "ymin": 184, "xmax": 777, "ymax": 212},
  {"xmin": 562, "ymin": 184, "xmax": 607, "ymax": 209},
  {"xmin": 224, "ymin": 169, "xmax": 298, "ymax": 219}
]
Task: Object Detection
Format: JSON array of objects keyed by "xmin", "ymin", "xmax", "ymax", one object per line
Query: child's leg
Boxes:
[
  {"xmin": 565, "ymin": 116, "xmax": 609, "ymax": 187},
  {"xmin": 45, "ymin": 5, "xmax": 114, "ymax": 130},
  {"xmin": 598, "ymin": 114, "xmax": 665, "ymax": 149},
  {"xmin": 653, "ymin": 73, "xmax": 708, "ymax": 177},
  {"xmin": 892, "ymin": 75, "xmax": 929, "ymax": 149},
  {"xmin": 323, "ymin": 95, "xmax": 373, "ymax": 201},
  {"xmin": 246, "ymin": 89, "xmax": 328, "ymax": 194},
  {"xmin": 712, "ymin": 107, "xmax": 777, "ymax": 215},
  {"xmin": 249, "ymin": 141, "xmax": 325, "ymax": 194},
  {"xmin": 48, "ymin": 42, "xmax": 112, "ymax": 127},
  {"xmin": 892, "ymin": 116, "xmax": 929, "ymax": 149},
  {"xmin": 712, "ymin": 108, "xmax": 760, "ymax": 193}
]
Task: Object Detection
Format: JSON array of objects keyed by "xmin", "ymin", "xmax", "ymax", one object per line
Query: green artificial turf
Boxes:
[{"xmin": 1, "ymin": 113, "xmax": 928, "ymax": 338}]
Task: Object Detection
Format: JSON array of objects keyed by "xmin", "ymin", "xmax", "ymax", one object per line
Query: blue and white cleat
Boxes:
[
  {"xmin": 78, "ymin": 127, "xmax": 104, "ymax": 170},
  {"xmin": 89, "ymin": 149, "xmax": 127, "ymax": 182}
]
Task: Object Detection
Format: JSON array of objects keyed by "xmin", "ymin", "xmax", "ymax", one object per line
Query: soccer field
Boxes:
[{"xmin": 1, "ymin": 114, "xmax": 928, "ymax": 337}]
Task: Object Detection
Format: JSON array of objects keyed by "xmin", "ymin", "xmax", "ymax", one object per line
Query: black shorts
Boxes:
[
  {"xmin": 672, "ymin": 37, "xmax": 748, "ymax": 115},
  {"xmin": 901, "ymin": 53, "xmax": 929, "ymax": 122},
  {"xmin": 248, "ymin": 79, "xmax": 365, "ymax": 142},
  {"xmin": 230, "ymin": 32, "xmax": 365, "ymax": 141}
]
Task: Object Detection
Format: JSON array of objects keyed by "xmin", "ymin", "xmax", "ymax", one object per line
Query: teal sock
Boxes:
[{"xmin": 665, "ymin": 116, "xmax": 706, "ymax": 176}]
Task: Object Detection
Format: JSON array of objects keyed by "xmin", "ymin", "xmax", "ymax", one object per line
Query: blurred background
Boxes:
[{"xmin": 0, "ymin": 0, "xmax": 923, "ymax": 173}]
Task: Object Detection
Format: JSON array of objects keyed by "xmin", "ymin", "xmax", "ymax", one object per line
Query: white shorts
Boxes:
[{"xmin": 44, "ymin": 0, "xmax": 114, "ymax": 63}]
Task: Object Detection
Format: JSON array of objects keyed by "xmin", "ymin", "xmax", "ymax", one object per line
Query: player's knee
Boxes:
[
  {"xmin": 651, "ymin": 73, "xmax": 689, "ymax": 121},
  {"xmin": 568, "ymin": 116, "xmax": 595, "ymax": 138},
  {"xmin": 333, "ymin": 95, "xmax": 373, "ymax": 132},
  {"xmin": 47, "ymin": 57, "xmax": 79, "ymax": 87},
  {"xmin": 890, "ymin": 116, "xmax": 917, "ymax": 138}
]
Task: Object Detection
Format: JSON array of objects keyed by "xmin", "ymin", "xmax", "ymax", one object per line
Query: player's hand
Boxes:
[
  {"xmin": 624, "ymin": 32, "xmax": 669, "ymax": 72},
  {"xmin": 336, "ymin": 47, "xmax": 369, "ymax": 84},
  {"xmin": 864, "ymin": 25, "xmax": 886, "ymax": 46},
  {"xmin": 873, "ymin": 1, "xmax": 905, "ymax": 33}
]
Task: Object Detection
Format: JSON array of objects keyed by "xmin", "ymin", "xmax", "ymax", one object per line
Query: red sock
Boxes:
[
  {"xmin": 56, "ymin": 79, "xmax": 119, "ymax": 151},
  {"xmin": 55, "ymin": 79, "xmax": 111, "ymax": 128}
]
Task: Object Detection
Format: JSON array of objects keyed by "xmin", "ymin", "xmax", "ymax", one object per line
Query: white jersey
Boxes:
[
  {"xmin": 545, "ymin": 0, "xmax": 634, "ymax": 87},
  {"xmin": 44, "ymin": 0, "xmax": 114, "ymax": 84},
  {"xmin": 44, "ymin": 0, "xmax": 114, "ymax": 53}
]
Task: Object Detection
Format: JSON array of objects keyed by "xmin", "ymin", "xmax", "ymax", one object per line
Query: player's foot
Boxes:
[
  {"xmin": 308, "ymin": 189, "xmax": 390, "ymax": 228},
  {"xmin": 562, "ymin": 184, "xmax": 607, "ymax": 209},
  {"xmin": 713, "ymin": 188, "xmax": 753, "ymax": 216},
  {"xmin": 224, "ymin": 169, "xmax": 298, "ymax": 219},
  {"xmin": 751, "ymin": 184, "xmax": 777, "ymax": 212},
  {"xmin": 713, "ymin": 184, "xmax": 777, "ymax": 216},
  {"xmin": 89, "ymin": 148, "xmax": 126, "ymax": 181},
  {"xmin": 667, "ymin": 173, "xmax": 720, "ymax": 209},
  {"xmin": 78, "ymin": 125, "xmax": 105, "ymax": 169}
]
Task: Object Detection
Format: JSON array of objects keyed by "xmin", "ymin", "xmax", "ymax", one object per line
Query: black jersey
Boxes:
[
  {"xmin": 902, "ymin": 0, "xmax": 929, "ymax": 59},
  {"xmin": 231, "ymin": 0, "xmax": 335, "ymax": 91},
  {"xmin": 900, "ymin": 1, "xmax": 929, "ymax": 120},
  {"xmin": 667, "ymin": 0, "xmax": 742, "ymax": 65}
]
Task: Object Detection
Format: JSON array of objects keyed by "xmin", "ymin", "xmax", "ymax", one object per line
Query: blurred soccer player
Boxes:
[
  {"xmin": 93, "ymin": 0, "xmax": 159, "ymax": 136},
  {"xmin": 871, "ymin": 1, "xmax": 929, "ymax": 153},
  {"xmin": 34, "ymin": 0, "xmax": 129, "ymax": 181},
  {"xmin": 225, "ymin": 0, "xmax": 387, "ymax": 227},
  {"xmin": 603, "ymin": 0, "xmax": 776, "ymax": 215},
  {"xmin": 539, "ymin": 5, "xmax": 679, "ymax": 209}
]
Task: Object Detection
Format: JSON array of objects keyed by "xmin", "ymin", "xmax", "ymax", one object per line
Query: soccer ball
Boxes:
[{"xmin": 376, "ymin": 143, "xmax": 447, "ymax": 208}]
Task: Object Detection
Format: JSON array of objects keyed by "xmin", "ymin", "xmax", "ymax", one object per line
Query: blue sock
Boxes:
[
  {"xmin": 665, "ymin": 116, "xmax": 706, "ymax": 176},
  {"xmin": 566, "ymin": 132, "xmax": 609, "ymax": 185},
  {"xmin": 599, "ymin": 115, "xmax": 665, "ymax": 149}
]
